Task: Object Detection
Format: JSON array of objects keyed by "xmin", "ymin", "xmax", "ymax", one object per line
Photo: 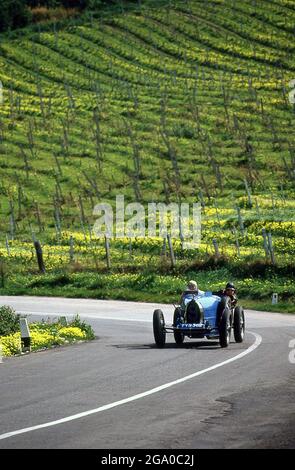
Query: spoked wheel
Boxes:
[
  {"xmin": 173, "ymin": 307, "xmax": 184, "ymax": 345},
  {"xmin": 216, "ymin": 296, "xmax": 230, "ymax": 326},
  {"xmin": 219, "ymin": 308, "xmax": 231, "ymax": 348},
  {"xmin": 153, "ymin": 309, "xmax": 166, "ymax": 348},
  {"xmin": 233, "ymin": 306, "xmax": 245, "ymax": 343}
]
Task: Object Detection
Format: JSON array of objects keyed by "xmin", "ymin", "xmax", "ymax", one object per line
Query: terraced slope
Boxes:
[{"xmin": 0, "ymin": 0, "xmax": 295, "ymax": 307}]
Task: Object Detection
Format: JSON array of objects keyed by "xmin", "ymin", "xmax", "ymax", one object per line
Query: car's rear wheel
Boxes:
[
  {"xmin": 173, "ymin": 307, "xmax": 184, "ymax": 345},
  {"xmin": 219, "ymin": 308, "xmax": 231, "ymax": 348},
  {"xmin": 153, "ymin": 309, "xmax": 166, "ymax": 348},
  {"xmin": 233, "ymin": 306, "xmax": 245, "ymax": 343}
]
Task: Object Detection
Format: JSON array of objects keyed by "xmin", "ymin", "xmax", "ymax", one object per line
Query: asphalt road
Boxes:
[{"xmin": 0, "ymin": 296, "xmax": 295, "ymax": 449}]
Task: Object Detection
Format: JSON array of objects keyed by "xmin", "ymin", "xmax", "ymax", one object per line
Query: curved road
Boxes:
[{"xmin": 0, "ymin": 296, "xmax": 295, "ymax": 449}]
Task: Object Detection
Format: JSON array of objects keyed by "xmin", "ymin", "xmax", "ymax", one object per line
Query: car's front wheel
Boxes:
[
  {"xmin": 173, "ymin": 307, "xmax": 184, "ymax": 345},
  {"xmin": 219, "ymin": 308, "xmax": 231, "ymax": 348},
  {"xmin": 153, "ymin": 309, "xmax": 166, "ymax": 348},
  {"xmin": 233, "ymin": 306, "xmax": 245, "ymax": 343}
]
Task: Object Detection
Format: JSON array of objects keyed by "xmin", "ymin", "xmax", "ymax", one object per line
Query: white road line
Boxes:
[
  {"xmin": 17, "ymin": 310, "xmax": 151, "ymax": 323},
  {"xmin": 0, "ymin": 331, "xmax": 262, "ymax": 441}
]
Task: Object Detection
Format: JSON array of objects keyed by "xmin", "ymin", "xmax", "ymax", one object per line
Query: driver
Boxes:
[
  {"xmin": 217, "ymin": 282, "xmax": 238, "ymax": 307},
  {"xmin": 180, "ymin": 280, "xmax": 204, "ymax": 304}
]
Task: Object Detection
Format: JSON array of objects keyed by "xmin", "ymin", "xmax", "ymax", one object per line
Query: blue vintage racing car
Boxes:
[{"xmin": 153, "ymin": 291, "xmax": 245, "ymax": 348}]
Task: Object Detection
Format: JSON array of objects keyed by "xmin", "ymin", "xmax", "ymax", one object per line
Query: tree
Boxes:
[{"xmin": 0, "ymin": 0, "xmax": 32, "ymax": 32}]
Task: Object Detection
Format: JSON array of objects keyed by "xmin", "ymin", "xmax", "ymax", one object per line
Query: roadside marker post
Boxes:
[
  {"xmin": 272, "ymin": 293, "xmax": 278, "ymax": 305},
  {"xmin": 20, "ymin": 318, "xmax": 31, "ymax": 353},
  {"xmin": 59, "ymin": 316, "xmax": 67, "ymax": 326}
]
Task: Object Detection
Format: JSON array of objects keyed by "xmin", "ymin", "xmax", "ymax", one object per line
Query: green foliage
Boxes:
[
  {"xmin": 30, "ymin": 329, "xmax": 57, "ymax": 350},
  {"xmin": 0, "ymin": 305, "xmax": 20, "ymax": 336},
  {"xmin": 0, "ymin": 332, "xmax": 22, "ymax": 356},
  {"xmin": 70, "ymin": 314, "xmax": 95, "ymax": 339},
  {"xmin": 0, "ymin": 0, "xmax": 130, "ymax": 33},
  {"xmin": 0, "ymin": 0, "xmax": 32, "ymax": 32},
  {"xmin": 59, "ymin": 326, "xmax": 87, "ymax": 341},
  {"xmin": 0, "ymin": 318, "xmax": 94, "ymax": 356}
]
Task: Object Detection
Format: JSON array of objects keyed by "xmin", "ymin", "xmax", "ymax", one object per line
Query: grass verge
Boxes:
[{"xmin": 0, "ymin": 269, "xmax": 294, "ymax": 313}]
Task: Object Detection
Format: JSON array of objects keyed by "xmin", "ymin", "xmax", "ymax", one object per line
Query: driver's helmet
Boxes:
[
  {"xmin": 225, "ymin": 282, "xmax": 235, "ymax": 296},
  {"xmin": 182, "ymin": 280, "xmax": 199, "ymax": 306},
  {"xmin": 187, "ymin": 280, "xmax": 198, "ymax": 292}
]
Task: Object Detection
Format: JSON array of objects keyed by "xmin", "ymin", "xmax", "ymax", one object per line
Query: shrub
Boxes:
[
  {"xmin": 0, "ymin": 318, "xmax": 93, "ymax": 356},
  {"xmin": 0, "ymin": 306, "xmax": 21, "ymax": 336},
  {"xmin": 59, "ymin": 326, "xmax": 87, "ymax": 341},
  {"xmin": 29, "ymin": 273, "xmax": 71, "ymax": 288},
  {"xmin": 30, "ymin": 6, "xmax": 78, "ymax": 23},
  {"xmin": 69, "ymin": 314, "xmax": 95, "ymax": 339},
  {"xmin": 0, "ymin": 0, "xmax": 32, "ymax": 32},
  {"xmin": 173, "ymin": 123, "xmax": 195, "ymax": 139},
  {"xmin": 0, "ymin": 332, "xmax": 21, "ymax": 356},
  {"xmin": 30, "ymin": 330, "xmax": 61, "ymax": 350}
]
